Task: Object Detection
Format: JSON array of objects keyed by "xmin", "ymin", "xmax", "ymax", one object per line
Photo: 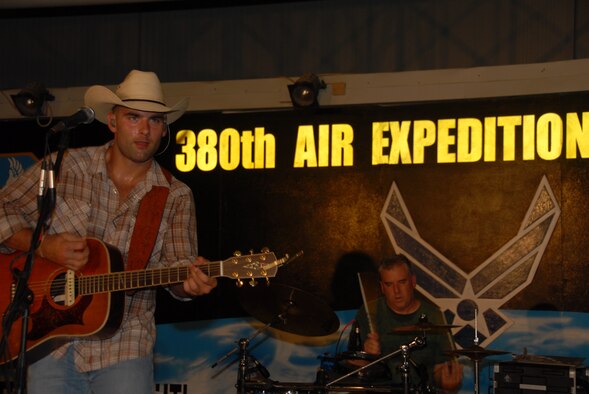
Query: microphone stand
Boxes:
[{"xmin": 1, "ymin": 128, "xmax": 72, "ymax": 393}]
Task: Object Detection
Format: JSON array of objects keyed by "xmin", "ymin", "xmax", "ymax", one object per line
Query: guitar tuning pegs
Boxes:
[
  {"xmin": 249, "ymin": 278, "xmax": 258, "ymax": 287},
  {"xmin": 265, "ymin": 277, "xmax": 270, "ymax": 286},
  {"xmin": 261, "ymin": 246, "xmax": 270, "ymax": 253},
  {"xmin": 233, "ymin": 250, "xmax": 242, "ymax": 257},
  {"xmin": 235, "ymin": 278, "xmax": 244, "ymax": 288},
  {"xmin": 249, "ymin": 249, "xmax": 254, "ymax": 255}
]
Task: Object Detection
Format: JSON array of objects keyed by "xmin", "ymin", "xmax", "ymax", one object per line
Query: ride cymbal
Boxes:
[
  {"xmin": 391, "ymin": 322, "xmax": 459, "ymax": 334},
  {"xmin": 445, "ymin": 344, "xmax": 510, "ymax": 360},
  {"xmin": 239, "ymin": 283, "xmax": 340, "ymax": 336}
]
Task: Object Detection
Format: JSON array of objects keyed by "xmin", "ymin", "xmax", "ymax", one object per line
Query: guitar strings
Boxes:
[
  {"xmin": 20, "ymin": 264, "xmax": 224, "ymax": 297},
  {"xmin": 12, "ymin": 253, "xmax": 276, "ymax": 299}
]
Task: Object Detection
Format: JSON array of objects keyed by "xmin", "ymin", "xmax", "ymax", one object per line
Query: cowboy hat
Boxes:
[{"xmin": 84, "ymin": 69, "xmax": 189, "ymax": 124}]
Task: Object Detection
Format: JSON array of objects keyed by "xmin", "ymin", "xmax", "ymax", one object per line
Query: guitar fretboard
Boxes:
[{"xmin": 77, "ymin": 262, "xmax": 223, "ymax": 295}]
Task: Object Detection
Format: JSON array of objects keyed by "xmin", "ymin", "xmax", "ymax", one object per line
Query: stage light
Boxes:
[
  {"xmin": 288, "ymin": 73, "xmax": 326, "ymax": 108},
  {"xmin": 11, "ymin": 82, "xmax": 54, "ymax": 117}
]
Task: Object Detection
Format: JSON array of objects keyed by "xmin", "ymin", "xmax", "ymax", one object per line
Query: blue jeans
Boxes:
[{"xmin": 27, "ymin": 347, "xmax": 154, "ymax": 394}]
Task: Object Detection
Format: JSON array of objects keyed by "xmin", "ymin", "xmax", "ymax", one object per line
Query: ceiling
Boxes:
[
  {"xmin": 0, "ymin": 0, "xmax": 176, "ymax": 7},
  {"xmin": 0, "ymin": 0, "xmax": 315, "ymax": 18},
  {"xmin": 0, "ymin": 0, "xmax": 309, "ymax": 10}
]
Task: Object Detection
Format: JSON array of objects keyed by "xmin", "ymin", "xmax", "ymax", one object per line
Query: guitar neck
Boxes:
[{"xmin": 77, "ymin": 262, "xmax": 222, "ymax": 295}]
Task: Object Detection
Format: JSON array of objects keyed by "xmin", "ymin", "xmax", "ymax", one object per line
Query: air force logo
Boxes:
[
  {"xmin": 0, "ymin": 153, "xmax": 37, "ymax": 188},
  {"xmin": 380, "ymin": 176, "xmax": 560, "ymax": 348}
]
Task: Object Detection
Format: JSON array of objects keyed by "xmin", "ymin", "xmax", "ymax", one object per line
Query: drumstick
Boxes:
[
  {"xmin": 441, "ymin": 306, "xmax": 458, "ymax": 365},
  {"xmin": 474, "ymin": 308, "xmax": 479, "ymax": 345},
  {"xmin": 358, "ymin": 272, "xmax": 375, "ymax": 333}
]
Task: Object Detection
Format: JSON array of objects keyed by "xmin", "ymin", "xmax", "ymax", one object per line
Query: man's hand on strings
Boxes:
[
  {"xmin": 173, "ymin": 256, "xmax": 218, "ymax": 298},
  {"xmin": 38, "ymin": 233, "xmax": 89, "ymax": 271}
]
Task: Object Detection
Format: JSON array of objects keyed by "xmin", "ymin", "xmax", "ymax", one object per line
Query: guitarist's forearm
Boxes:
[
  {"xmin": 3, "ymin": 231, "xmax": 88, "ymax": 271},
  {"xmin": 3, "ymin": 228, "xmax": 36, "ymax": 254},
  {"xmin": 3, "ymin": 229, "xmax": 56, "ymax": 260},
  {"xmin": 168, "ymin": 284, "xmax": 194, "ymax": 301},
  {"xmin": 168, "ymin": 265, "xmax": 218, "ymax": 299}
]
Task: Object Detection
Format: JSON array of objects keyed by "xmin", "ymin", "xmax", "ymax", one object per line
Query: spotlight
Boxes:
[
  {"xmin": 11, "ymin": 82, "xmax": 55, "ymax": 117},
  {"xmin": 288, "ymin": 73, "xmax": 326, "ymax": 108}
]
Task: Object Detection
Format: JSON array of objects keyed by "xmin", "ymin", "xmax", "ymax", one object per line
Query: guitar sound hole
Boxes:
[{"xmin": 50, "ymin": 273, "xmax": 67, "ymax": 306}]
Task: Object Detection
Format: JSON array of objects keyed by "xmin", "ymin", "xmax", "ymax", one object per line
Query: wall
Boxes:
[{"xmin": 0, "ymin": 0, "xmax": 588, "ymax": 90}]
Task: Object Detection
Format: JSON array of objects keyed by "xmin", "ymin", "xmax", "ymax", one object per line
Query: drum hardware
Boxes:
[
  {"xmin": 444, "ymin": 345, "xmax": 509, "ymax": 394},
  {"xmin": 327, "ymin": 336, "xmax": 426, "ymax": 394},
  {"xmin": 216, "ymin": 282, "xmax": 340, "ymax": 393},
  {"xmin": 443, "ymin": 307, "xmax": 509, "ymax": 394},
  {"xmin": 210, "ymin": 319, "xmax": 275, "ymax": 394},
  {"xmin": 211, "ymin": 318, "xmax": 272, "ymax": 370},
  {"xmin": 236, "ymin": 337, "xmax": 272, "ymax": 394},
  {"xmin": 232, "ymin": 283, "xmax": 441, "ymax": 393},
  {"xmin": 251, "ymin": 381, "xmax": 405, "ymax": 392}
]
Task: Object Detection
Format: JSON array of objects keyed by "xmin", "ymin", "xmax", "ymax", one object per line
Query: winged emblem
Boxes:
[
  {"xmin": 380, "ymin": 176, "xmax": 560, "ymax": 348},
  {"xmin": 7, "ymin": 157, "xmax": 25, "ymax": 183}
]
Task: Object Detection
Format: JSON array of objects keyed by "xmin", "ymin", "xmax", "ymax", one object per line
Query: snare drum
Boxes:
[{"xmin": 335, "ymin": 351, "xmax": 391, "ymax": 382}]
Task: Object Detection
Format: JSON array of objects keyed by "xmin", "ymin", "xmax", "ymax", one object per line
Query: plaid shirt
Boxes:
[{"xmin": 0, "ymin": 142, "xmax": 198, "ymax": 372}]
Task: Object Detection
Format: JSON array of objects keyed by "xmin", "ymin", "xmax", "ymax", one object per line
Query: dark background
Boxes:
[
  {"xmin": 1, "ymin": 0, "xmax": 588, "ymax": 90},
  {"xmin": 2, "ymin": 0, "xmax": 589, "ymax": 326},
  {"xmin": 3, "ymin": 90, "xmax": 587, "ymax": 323}
]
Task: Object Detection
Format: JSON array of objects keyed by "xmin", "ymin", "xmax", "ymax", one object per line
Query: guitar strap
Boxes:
[{"xmin": 126, "ymin": 168, "xmax": 172, "ymax": 271}]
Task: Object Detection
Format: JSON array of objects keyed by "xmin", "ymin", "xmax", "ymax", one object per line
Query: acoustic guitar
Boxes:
[{"xmin": 0, "ymin": 237, "xmax": 286, "ymax": 364}]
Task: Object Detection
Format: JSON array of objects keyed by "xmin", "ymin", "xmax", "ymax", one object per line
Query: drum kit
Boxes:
[{"xmin": 212, "ymin": 283, "xmax": 509, "ymax": 394}]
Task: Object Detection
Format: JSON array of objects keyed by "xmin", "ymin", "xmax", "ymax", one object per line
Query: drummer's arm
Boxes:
[
  {"xmin": 433, "ymin": 359, "xmax": 463, "ymax": 392},
  {"xmin": 363, "ymin": 332, "xmax": 381, "ymax": 355}
]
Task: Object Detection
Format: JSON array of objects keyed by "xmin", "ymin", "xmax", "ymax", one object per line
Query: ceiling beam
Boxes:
[{"xmin": 2, "ymin": 58, "xmax": 589, "ymax": 120}]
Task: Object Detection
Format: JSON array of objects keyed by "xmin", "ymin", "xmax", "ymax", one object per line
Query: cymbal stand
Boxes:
[
  {"xmin": 236, "ymin": 338, "xmax": 250, "ymax": 394},
  {"xmin": 211, "ymin": 319, "xmax": 270, "ymax": 369},
  {"xmin": 473, "ymin": 357, "xmax": 481, "ymax": 394},
  {"xmin": 326, "ymin": 336, "xmax": 425, "ymax": 394},
  {"xmin": 473, "ymin": 308, "xmax": 480, "ymax": 394},
  {"xmin": 211, "ymin": 317, "xmax": 279, "ymax": 394},
  {"xmin": 399, "ymin": 343, "xmax": 412, "ymax": 394}
]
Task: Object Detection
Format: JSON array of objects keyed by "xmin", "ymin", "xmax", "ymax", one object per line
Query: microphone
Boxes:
[
  {"xmin": 50, "ymin": 107, "xmax": 95, "ymax": 134},
  {"xmin": 45, "ymin": 162, "xmax": 56, "ymax": 219},
  {"xmin": 349, "ymin": 320, "xmax": 362, "ymax": 352},
  {"xmin": 37, "ymin": 160, "xmax": 47, "ymax": 210},
  {"xmin": 47, "ymin": 166, "xmax": 55, "ymax": 192}
]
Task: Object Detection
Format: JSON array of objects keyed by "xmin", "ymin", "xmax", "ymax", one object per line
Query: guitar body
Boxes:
[
  {"xmin": 0, "ymin": 238, "xmax": 124, "ymax": 364},
  {"xmin": 0, "ymin": 238, "xmax": 285, "ymax": 365}
]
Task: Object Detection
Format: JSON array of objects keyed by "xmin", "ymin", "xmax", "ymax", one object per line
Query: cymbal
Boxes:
[
  {"xmin": 239, "ymin": 283, "xmax": 340, "ymax": 336},
  {"xmin": 392, "ymin": 322, "xmax": 459, "ymax": 334},
  {"xmin": 445, "ymin": 344, "xmax": 510, "ymax": 360}
]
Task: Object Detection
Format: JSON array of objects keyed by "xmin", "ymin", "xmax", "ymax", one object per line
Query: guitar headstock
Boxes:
[{"xmin": 221, "ymin": 248, "xmax": 287, "ymax": 287}]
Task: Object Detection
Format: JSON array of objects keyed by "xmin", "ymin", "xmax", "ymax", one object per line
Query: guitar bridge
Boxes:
[{"xmin": 65, "ymin": 269, "xmax": 76, "ymax": 306}]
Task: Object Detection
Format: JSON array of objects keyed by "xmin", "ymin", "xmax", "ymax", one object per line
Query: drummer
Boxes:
[{"xmin": 350, "ymin": 253, "xmax": 463, "ymax": 392}]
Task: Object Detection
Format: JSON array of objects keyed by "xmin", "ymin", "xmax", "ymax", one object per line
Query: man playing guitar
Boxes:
[{"xmin": 0, "ymin": 70, "xmax": 217, "ymax": 394}]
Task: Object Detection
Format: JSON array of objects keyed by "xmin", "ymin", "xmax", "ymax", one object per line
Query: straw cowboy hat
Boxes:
[{"xmin": 84, "ymin": 70, "xmax": 189, "ymax": 124}]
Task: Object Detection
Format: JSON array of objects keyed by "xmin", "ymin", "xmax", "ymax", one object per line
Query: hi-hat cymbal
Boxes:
[
  {"xmin": 445, "ymin": 344, "xmax": 510, "ymax": 360},
  {"xmin": 239, "ymin": 283, "xmax": 340, "ymax": 337},
  {"xmin": 392, "ymin": 322, "xmax": 459, "ymax": 334}
]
